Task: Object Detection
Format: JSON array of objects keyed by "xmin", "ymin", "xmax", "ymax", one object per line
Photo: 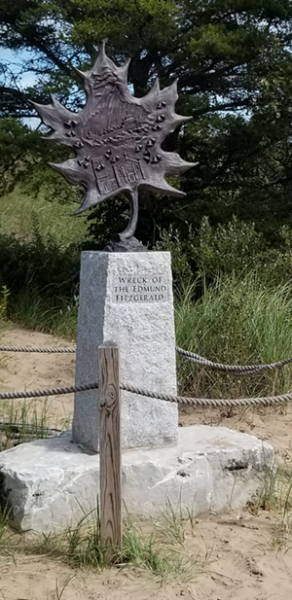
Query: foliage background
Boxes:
[{"xmin": 2, "ymin": 1, "xmax": 292, "ymax": 395}]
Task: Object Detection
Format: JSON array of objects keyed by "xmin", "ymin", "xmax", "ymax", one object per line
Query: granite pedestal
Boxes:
[{"xmin": 73, "ymin": 251, "xmax": 178, "ymax": 453}]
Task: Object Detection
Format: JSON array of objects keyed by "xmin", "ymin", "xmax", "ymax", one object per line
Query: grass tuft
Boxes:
[
  {"xmin": 246, "ymin": 460, "xmax": 292, "ymax": 551},
  {"xmin": 0, "ymin": 505, "xmax": 203, "ymax": 581},
  {"xmin": 0, "ymin": 399, "xmax": 71, "ymax": 451}
]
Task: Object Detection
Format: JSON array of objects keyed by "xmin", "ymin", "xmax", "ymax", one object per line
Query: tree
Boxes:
[{"xmin": 1, "ymin": 0, "xmax": 292, "ymax": 244}]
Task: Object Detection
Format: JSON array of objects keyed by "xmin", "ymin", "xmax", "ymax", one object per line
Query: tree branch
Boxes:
[
  {"xmin": 0, "ymin": 85, "xmax": 28, "ymax": 101},
  {"xmin": 32, "ymin": 39, "xmax": 74, "ymax": 78},
  {"xmin": 194, "ymin": 98, "xmax": 261, "ymax": 116}
]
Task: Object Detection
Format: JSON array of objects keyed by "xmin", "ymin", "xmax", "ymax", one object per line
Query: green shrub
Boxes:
[
  {"xmin": 155, "ymin": 216, "xmax": 267, "ymax": 290},
  {"xmin": 0, "ymin": 285, "xmax": 9, "ymax": 323},
  {"xmin": 155, "ymin": 225, "xmax": 194, "ymax": 286},
  {"xmin": 0, "ymin": 217, "xmax": 80, "ymax": 336},
  {"xmin": 195, "ymin": 215, "xmax": 265, "ymax": 277}
]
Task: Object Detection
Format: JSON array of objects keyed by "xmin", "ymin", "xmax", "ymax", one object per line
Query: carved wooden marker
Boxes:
[{"xmin": 98, "ymin": 342, "xmax": 122, "ymax": 555}]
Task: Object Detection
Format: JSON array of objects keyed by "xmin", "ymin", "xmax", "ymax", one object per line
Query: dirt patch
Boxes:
[
  {"xmin": 1, "ymin": 325, "xmax": 292, "ymax": 599},
  {"xmin": 0, "ymin": 324, "xmax": 75, "ymax": 431}
]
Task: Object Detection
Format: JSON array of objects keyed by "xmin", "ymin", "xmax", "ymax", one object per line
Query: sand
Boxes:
[{"xmin": 1, "ymin": 324, "xmax": 292, "ymax": 600}]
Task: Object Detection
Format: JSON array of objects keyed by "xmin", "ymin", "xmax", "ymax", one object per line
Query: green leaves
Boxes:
[
  {"xmin": 70, "ymin": 0, "xmax": 177, "ymax": 46},
  {"xmin": 0, "ymin": 118, "xmax": 42, "ymax": 194}
]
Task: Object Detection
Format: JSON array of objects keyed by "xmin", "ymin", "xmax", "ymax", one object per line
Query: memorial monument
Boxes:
[
  {"xmin": 32, "ymin": 42, "xmax": 195, "ymax": 452},
  {"xmin": 0, "ymin": 44, "xmax": 273, "ymax": 534}
]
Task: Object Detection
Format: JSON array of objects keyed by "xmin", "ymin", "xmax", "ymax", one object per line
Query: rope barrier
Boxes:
[
  {"xmin": 176, "ymin": 346, "xmax": 292, "ymax": 374},
  {"xmin": 0, "ymin": 345, "xmax": 76, "ymax": 353},
  {"xmin": 0, "ymin": 380, "xmax": 292, "ymax": 409},
  {"xmin": 0, "ymin": 382, "xmax": 99, "ymax": 400},
  {"xmin": 2, "ymin": 344, "xmax": 292, "ymax": 376},
  {"xmin": 121, "ymin": 383, "xmax": 292, "ymax": 408}
]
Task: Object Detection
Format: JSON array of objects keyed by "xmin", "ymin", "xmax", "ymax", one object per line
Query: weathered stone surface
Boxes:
[
  {"xmin": 0, "ymin": 426, "xmax": 274, "ymax": 534},
  {"xmin": 73, "ymin": 251, "xmax": 178, "ymax": 453}
]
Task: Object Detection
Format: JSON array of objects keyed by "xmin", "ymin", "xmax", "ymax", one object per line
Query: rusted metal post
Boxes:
[{"xmin": 98, "ymin": 342, "xmax": 122, "ymax": 555}]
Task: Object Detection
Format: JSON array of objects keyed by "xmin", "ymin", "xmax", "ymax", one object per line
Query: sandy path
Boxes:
[
  {"xmin": 1, "ymin": 512, "xmax": 292, "ymax": 600},
  {"xmin": 0, "ymin": 325, "xmax": 76, "ymax": 429},
  {"xmin": 1, "ymin": 325, "xmax": 292, "ymax": 599}
]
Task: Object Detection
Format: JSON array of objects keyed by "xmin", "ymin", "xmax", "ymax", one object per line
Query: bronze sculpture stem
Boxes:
[{"xmin": 120, "ymin": 188, "xmax": 139, "ymax": 240}]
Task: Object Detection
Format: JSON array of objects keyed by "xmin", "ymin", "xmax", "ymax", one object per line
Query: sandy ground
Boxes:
[
  {"xmin": 0, "ymin": 325, "xmax": 76, "ymax": 431},
  {"xmin": 1, "ymin": 324, "xmax": 292, "ymax": 600}
]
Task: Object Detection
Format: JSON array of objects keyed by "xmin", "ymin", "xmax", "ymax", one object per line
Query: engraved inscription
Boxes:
[{"xmin": 113, "ymin": 274, "xmax": 169, "ymax": 303}]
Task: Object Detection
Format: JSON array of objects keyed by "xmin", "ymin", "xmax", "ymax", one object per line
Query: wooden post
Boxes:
[{"xmin": 98, "ymin": 342, "xmax": 122, "ymax": 555}]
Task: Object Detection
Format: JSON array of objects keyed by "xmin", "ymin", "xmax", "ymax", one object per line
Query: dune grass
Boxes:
[
  {"xmin": 175, "ymin": 274, "xmax": 292, "ymax": 397},
  {"xmin": 0, "ymin": 501, "xmax": 205, "ymax": 580},
  {"xmin": 0, "ymin": 187, "xmax": 87, "ymax": 245}
]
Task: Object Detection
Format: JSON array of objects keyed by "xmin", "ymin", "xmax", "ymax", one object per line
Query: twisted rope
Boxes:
[
  {"xmin": 121, "ymin": 383, "xmax": 292, "ymax": 408},
  {"xmin": 0, "ymin": 382, "xmax": 99, "ymax": 400},
  {"xmin": 0, "ymin": 380, "xmax": 292, "ymax": 409},
  {"xmin": 176, "ymin": 346, "xmax": 292, "ymax": 375},
  {"xmin": 2, "ymin": 344, "xmax": 292, "ymax": 376},
  {"xmin": 0, "ymin": 346, "xmax": 76, "ymax": 353}
]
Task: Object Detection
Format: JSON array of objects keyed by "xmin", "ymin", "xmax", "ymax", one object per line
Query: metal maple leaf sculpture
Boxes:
[{"xmin": 32, "ymin": 43, "xmax": 195, "ymax": 247}]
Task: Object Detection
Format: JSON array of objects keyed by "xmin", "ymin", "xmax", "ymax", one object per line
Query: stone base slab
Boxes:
[{"xmin": 0, "ymin": 426, "xmax": 274, "ymax": 534}]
